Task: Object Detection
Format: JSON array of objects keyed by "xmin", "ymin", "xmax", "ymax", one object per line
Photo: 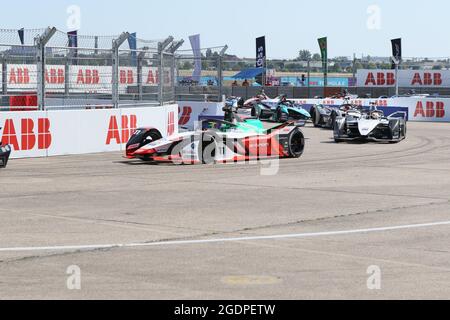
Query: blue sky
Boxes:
[{"xmin": 1, "ymin": 0, "xmax": 448, "ymax": 59}]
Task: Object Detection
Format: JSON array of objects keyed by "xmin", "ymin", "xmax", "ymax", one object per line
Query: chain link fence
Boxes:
[
  {"xmin": 3, "ymin": 28, "xmax": 450, "ymax": 108},
  {"xmin": 0, "ymin": 28, "xmax": 178, "ymax": 111},
  {"xmin": 177, "ymin": 54, "xmax": 450, "ymax": 100}
]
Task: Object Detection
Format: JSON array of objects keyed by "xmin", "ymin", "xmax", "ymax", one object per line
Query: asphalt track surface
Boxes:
[{"xmin": 0, "ymin": 122, "xmax": 450, "ymax": 299}]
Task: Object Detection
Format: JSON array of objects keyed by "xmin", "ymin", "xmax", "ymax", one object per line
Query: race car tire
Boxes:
[
  {"xmin": 277, "ymin": 108, "xmax": 288, "ymax": 123},
  {"xmin": 129, "ymin": 128, "xmax": 162, "ymax": 149},
  {"xmin": 310, "ymin": 106, "xmax": 316, "ymax": 123},
  {"xmin": 287, "ymin": 128, "xmax": 305, "ymax": 158},
  {"xmin": 0, "ymin": 147, "xmax": 11, "ymax": 168},
  {"xmin": 401, "ymin": 121, "xmax": 407, "ymax": 138},
  {"xmin": 251, "ymin": 106, "xmax": 259, "ymax": 118},
  {"xmin": 311, "ymin": 108, "xmax": 322, "ymax": 127},
  {"xmin": 126, "ymin": 128, "xmax": 163, "ymax": 161},
  {"xmin": 330, "ymin": 111, "xmax": 337, "ymax": 129},
  {"xmin": 199, "ymin": 132, "xmax": 218, "ymax": 164},
  {"xmin": 387, "ymin": 119, "xmax": 401, "ymax": 143}
]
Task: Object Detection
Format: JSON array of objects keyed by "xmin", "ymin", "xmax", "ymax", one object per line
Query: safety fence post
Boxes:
[
  {"xmin": 112, "ymin": 32, "xmax": 130, "ymax": 109},
  {"xmin": 35, "ymin": 27, "xmax": 56, "ymax": 110}
]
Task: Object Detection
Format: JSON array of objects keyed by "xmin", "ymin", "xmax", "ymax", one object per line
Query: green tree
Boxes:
[
  {"xmin": 312, "ymin": 53, "xmax": 321, "ymax": 61},
  {"xmin": 297, "ymin": 50, "xmax": 312, "ymax": 61}
]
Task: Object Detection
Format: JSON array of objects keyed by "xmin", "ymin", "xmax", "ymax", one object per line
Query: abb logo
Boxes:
[
  {"xmin": 178, "ymin": 106, "xmax": 192, "ymax": 126},
  {"xmin": 9, "ymin": 67, "xmax": 30, "ymax": 84},
  {"xmin": 106, "ymin": 115, "xmax": 137, "ymax": 145},
  {"xmin": 365, "ymin": 72, "xmax": 396, "ymax": 86},
  {"xmin": 1, "ymin": 118, "xmax": 52, "ymax": 151},
  {"xmin": 45, "ymin": 68, "xmax": 65, "ymax": 84},
  {"xmin": 77, "ymin": 69, "xmax": 100, "ymax": 84},
  {"xmin": 144, "ymin": 70, "xmax": 170, "ymax": 85},
  {"xmin": 374, "ymin": 100, "xmax": 388, "ymax": 107},
  {"xmin": 414, "ymin": 101, "xmax": 445, "ymax": 118},
  {"xmin": 146, "ymin": 70, "xmax": 159, "ymax": 85},
  {"xmin": 167, "ymin": 112, "xmax": 175, "ymax": 136},
  {"xmin": 411, "ymin": 73, "xmax": 442, "ymax": 86},
  {"xmin": 119, "ymin": 70, "xmax": 135, "ymax": 84}
]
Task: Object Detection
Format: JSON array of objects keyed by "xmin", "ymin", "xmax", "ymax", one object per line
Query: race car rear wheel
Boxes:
[
  {"xmin": 287, "ymin": 129, "xmax": 305, "ymax": 158},
  {"xmin": 330, "ymin": 111, "xmax": 337, "ymax": 129}
]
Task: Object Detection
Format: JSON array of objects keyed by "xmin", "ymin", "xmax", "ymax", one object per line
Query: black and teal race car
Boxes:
[
  {"xmin": 0, "ymin": 127, "xmax": 11, "ymax": 168},
  {"xmin": 248, "ymin": 95, "xmax": 311, "ymax": 122}
]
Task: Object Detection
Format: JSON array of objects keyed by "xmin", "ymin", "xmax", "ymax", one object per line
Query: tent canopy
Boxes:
[{"xmin": 232, "ymin": 67, "xmax": 265, "ymax": 79}]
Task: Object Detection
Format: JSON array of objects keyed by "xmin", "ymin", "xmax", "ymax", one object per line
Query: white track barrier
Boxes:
[
  {"xmin": 0, "ymin": 105, "xmax": 178, "ymax": 159},
  {"xmin": 177, "ymin": 101, "xmax": 224, "ymax": 130}
]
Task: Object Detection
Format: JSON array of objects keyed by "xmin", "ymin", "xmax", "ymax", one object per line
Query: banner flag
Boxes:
[
  {"xmin": 128, "ymin": 33, "xmax": 137, "ymax": 67},
  {"xmin": 18, "ymin": 28, "xmax": 24, "ymax": 45},
  {"xmin": 318, "ymin": 37, "xmax": 328, "ymax": 86},
  {"xmin": 189, "ymin": 34, "xmax": 202, "ymax": 82},
  {"xmin": 391, "ymin": 38, "xmax": 402, "ymax": 69},
  {"xmin": 256, "ymin": 36, "xmax": 266, "ymax": 68},
  {"xmin": 67, "ymin": 30, "xmax": 78, "ymax": 64}
]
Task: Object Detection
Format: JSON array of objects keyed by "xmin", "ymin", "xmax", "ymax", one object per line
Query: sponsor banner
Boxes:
[
  {"xmin": 396, "ymin": 97, "xmax": 449, "ymax": 122},
  {"xmin": 357, "ymin": 69, "xmax": 450, "ymax": 87},
  {"xmin": 294, "ymin": 97, "xmax": 450, "ymax": 122},
  {"xmin": 5, "ymin": 64, "xmax": 170, "ymax": 93},
  {"xmin": 177, "ymin": 101, "xmax": 224, "ymax": 130},
  {"xmin": 391, "ymin": 38, "xmax": 402, "ymax": 69},
  {"xmin": 256, "ymin": 36, "xmax": 266, "ymax": 69},
  {"xmin": 0, "ymin": 104, "xmax": 178, "ymax": 159}
]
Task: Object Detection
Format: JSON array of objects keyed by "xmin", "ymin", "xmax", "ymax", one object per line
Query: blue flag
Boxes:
[{"xmin": 128, "ymin": 32, "xmax": 137, "ymax": 67}]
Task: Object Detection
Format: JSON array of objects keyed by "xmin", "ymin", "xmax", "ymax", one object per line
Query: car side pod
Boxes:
[{"xmin": 0, "ymin": 144, "xmax": 11, "ymax": 168}]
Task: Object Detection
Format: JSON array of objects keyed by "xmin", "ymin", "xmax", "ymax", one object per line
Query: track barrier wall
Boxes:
[
  {"xmin": 294, "ymin": 98, "xmax": 450, "ymax": 122},
  {"xmin": 0, "ymin": 104, "xmax": 178, "ymax": 159},
  {"xmin": 175, "ymin": 98, "xmax": 450, "ymax": 125}
]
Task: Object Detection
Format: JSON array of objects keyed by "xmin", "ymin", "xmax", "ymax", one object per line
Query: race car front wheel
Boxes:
[
  {"xmin": 277, "ymin": 108, "xmax": 288, "ymax": 123},
  {"xmin": 288, "ymin": 129, "xmax": 305, "ymax": 158},
  {"xmin": 199, "ymin": 132, "xmax": 217, "ymax": 164}
]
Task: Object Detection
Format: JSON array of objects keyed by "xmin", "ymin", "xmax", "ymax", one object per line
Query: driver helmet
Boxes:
[{"xmin": 371, "ymin": 111, "xmax": 381, "ymax": 120}]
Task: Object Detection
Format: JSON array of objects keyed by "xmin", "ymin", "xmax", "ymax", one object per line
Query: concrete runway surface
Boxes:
[{"xmin": 0, "ymin": 122, "xmax": 449, "ymax": 299}]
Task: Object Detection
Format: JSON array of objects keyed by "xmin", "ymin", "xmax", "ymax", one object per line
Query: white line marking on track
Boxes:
[{"xmin": 1, "ymin": 220, "xmax": 450, "ymax": 253}]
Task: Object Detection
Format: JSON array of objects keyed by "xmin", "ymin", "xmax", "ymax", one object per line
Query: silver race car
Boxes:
[
  {"xmin": 333, "ymin": 106, "xmax": 407, "ymax": 143},
  {"xmin": 311, "ymin": 100, "xmax": 360, "ymax": 129}
]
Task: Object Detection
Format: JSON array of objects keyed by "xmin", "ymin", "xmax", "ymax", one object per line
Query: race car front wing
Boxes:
[{"xmin": 0, "ymin": 144, "xmax": 11, "ymax": 168}]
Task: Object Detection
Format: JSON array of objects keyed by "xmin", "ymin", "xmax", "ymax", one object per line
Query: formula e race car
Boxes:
[
  {"xmin": 126, "ymin": 100, "xmax": 305, "ymax": 164},
  {"xmin": 333, "ymin": 106, "xmax": 407, "ymax": 143},
  {"xmin": 0, "ymin": 128, "xmax": 11, "ymax": 168},
  {"xmin": 310, "ymin": 100, "xmax": 360, "ymax": 129},
  {"xmin": 248, "ymin": 95, "xmax": 311, "ymax": 122}
]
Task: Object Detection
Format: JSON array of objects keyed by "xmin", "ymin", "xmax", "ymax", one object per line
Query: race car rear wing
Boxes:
[{"xmin": 387, "ymin": 111, "xmax": 408, "ymax": 121}]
